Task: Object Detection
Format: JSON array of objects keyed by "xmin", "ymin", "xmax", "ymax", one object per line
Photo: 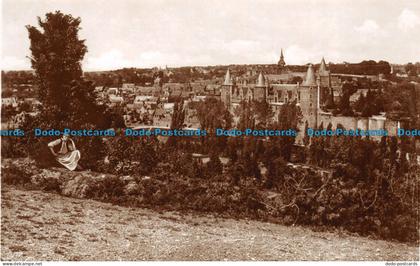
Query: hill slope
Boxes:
[{"xmin": 1, "ymin": 186, "xmax": 418, "ymax": 261}]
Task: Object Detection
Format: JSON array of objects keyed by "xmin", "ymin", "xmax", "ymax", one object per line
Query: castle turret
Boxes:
[
  {"xmin": 319, "ymin": 57, "xmax": 328, "ymax": 76},
  {"xmin": 221, "ymin": 69, "xmax": 233, "ymax": 106},
  {"xmin": 304, "ymin": 64, "xmax": 317, "ymax": 86},
  {"xmin": 317, "ymin": 57, "xmax": 331, "ymax": 102},
  {"xmin": 256, "ymin": 72, "xmax": 265, "ymax": 87},
  {"xmin": 300, "ymin": 64, "xmax": 319, "ymax": 128},
  {"xmin": 253, "ymin": 72, "xmax": 266, "ymax": 101},
  {"xmin": 224, "ymin": 68, "xmax": 232, "ymax": 86}
]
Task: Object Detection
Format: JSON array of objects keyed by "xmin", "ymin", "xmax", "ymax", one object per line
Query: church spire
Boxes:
[{"xmin": 278, "ymin": 48, "xmax": 286, "ymax": 67}]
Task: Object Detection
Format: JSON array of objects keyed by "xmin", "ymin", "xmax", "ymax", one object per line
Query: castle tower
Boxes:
[
  {"xmin": 318, "ymin": 57, "xmax": 330, "ymax": 87},
  {"xmin": 300, "ymin": 64, "xmax": 319, "ymax": 128},
  {"xmin": 304, "ymin": 64, "xmax": 317, "ymax": 86},
  {"xmin": 317, "ymin": 57, "xmax": 332, "ymax": 107},
  {"xmin": 256, "ymin": 72, "xmax": 265, "ymax": 87},
  {"xmin": 224, "ymin": 69, "xmax": 232, "ymax": 86},
  {"xmin": 318, "ymin": 57, "xmax": 328, "ymax": 75},
  {"xmin": 254, "ymin": 72, "xmax": 266, "ymax": 102},
  {"xmin": 221, "ymin": 69, "xmax": 233, "ymax": 106}
]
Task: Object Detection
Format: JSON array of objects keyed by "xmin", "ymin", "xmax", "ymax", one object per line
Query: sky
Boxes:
[{"xmin": 1, "ymin": 0, "xmax": 420, "ymax": 71}]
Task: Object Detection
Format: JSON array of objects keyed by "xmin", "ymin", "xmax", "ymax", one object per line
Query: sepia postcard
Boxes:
[{"xmin": 1, "ymin": 0, "xmax": 419, "ymax": 265}]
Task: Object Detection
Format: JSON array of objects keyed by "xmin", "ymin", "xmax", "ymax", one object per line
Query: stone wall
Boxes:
[
  {"xmin": 314, "ymin": 111, "xmax": 400, "ymax": 139},
  {"xmin": 317, "ymin": 112, "xmax": 358, "ymax": 130}
]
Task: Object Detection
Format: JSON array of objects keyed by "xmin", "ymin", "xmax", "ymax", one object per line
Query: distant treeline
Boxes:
[
  {"xmin": 0, "ymin": 60, "xmax": 398, "ymax": 88},
  {"xmin": 1, "ymin": 70, "xmax": 35, "ymax": 87},
  {"xmin": 328, "ymin": 60, "xmax": 391, "ymax": 75}
]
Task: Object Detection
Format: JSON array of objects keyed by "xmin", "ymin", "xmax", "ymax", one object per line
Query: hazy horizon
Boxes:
[
  {"xmin": 2, "ymin": 60, "xmax": 418, "ymax": 73},
  {"xmin": 2, "ymin": 0, "xmax": 420, "ymax": 71}
]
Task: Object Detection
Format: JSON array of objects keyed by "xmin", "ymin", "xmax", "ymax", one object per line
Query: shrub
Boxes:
[
  {"xmin": 273, "ymin": 164, "xmax": 419, "ymax": 243},
  {"xmin": 85, "ymin": 175, "xmax": 126, "ymax": 203},
  {"xmin": 1, "ymin": 165, "xmax": 32, "ymax": 186},
  {"xmin": 1, "ymin": 137, "xmax": 27, "ymax": 158},
  {"xmin": 1, "ymin": 152, "xmax": 417, "ymax": 243}
]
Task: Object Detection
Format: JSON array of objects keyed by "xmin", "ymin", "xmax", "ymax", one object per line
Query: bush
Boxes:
[
  {"xmin": 76, "ymin": 136, "xmax": 107, "ymax": 171},
  {"xmin": 1, "ymin": 137, "xmax": 27, "ymax": 158},
  {"xmin": 85, "ymin": 175, "xmax": 126, "ymax": 202},
  {"xmin": 105, "ymin": 136, "xmax": 160, "ymax": 176},
  {"xmin": 1, "ymin": 164, "xmax": 32, "ymax": 186},
  {"xmin": 1, "ymin": 153, "xmax": 417, "ymax": 243},
  {"xmin": 273, "ymin": 164, "xmax": 419, "ymax": 243},
  {"xmin": 28, "ymin": 140, "xmax": 58, "ymax": 168}
]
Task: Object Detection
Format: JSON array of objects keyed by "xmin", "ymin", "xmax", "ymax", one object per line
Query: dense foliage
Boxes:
[{"xmin": 329, "ymin": 60, "xmax": 391, "ymax": 75}]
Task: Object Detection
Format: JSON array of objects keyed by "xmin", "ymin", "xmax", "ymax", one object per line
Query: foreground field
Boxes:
[{"xmin": 1, "ymin": 185, "xmax": 418, "ymax": 261}]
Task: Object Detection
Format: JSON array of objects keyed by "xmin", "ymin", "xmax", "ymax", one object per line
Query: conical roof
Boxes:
[
  {"xmin": 224, "ymin": 69, "xmax": 232, "ymax": 85},
  {"xmin": 319, "ymin": 57, "xmax": 328, "ymax": 74},
  {"xmin": 256, "ymin": 72, "xmax": 265, "ymax": 87},
  {"xmin": 304, "ymin": 64, "xmax": 317, "ymax": 86}
]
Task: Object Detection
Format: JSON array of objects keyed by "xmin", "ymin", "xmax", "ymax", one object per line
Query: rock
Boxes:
[
  {"xmin": 61, "ymin": 171, "xmax": 114, "ymax": 198},
  {"xmin": 2, "ymin": 158, "xmax": 124, "ymax": 199},
  {"xmin": 61, "ymin": 175, "xmax": 92, "ymax": 198},
  {"xmin": 31, "ymin": 169, "xmax": 61, "ymax": 187},
  {"xmin": 124, "ymin": 181, "xmax": 139, "ymax": 195},
  {"xmin": 2, "ymin": 157, "xmax": 41, "ymax": 176}
]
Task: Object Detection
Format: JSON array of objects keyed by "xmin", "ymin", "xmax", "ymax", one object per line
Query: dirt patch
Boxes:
[{"xmin": 1, "ymin": 185, "xmax": 418, "ymax": 261}]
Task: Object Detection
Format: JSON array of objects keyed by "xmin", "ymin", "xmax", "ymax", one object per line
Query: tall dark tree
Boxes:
[
  {"xmin": 253, "ymin": 100, "xmax": 273, "ymax": 129},
  {"xmin": 405, "ymin": 63, "xmax": 417, "ymax": 77},
  {"xmin": 26, "ymin": 11, "xmax": 107, "ymax": 128},
  {"xmin": 339, "ymin": 82, "xmax": 357, "ymax": 116},
  {"xmin": 354, "ymin": 93, "xmax": 366, "ymax": 113},
  {"xmin": 167, "ymin": 99, "xmax": 185, "ymax": 147},
  {"xmin": 303, "ymin": 120, "xmax": 310, "ymax": 146},
  {"xmin": 275, "ymin": 100, "xmax": 303, "ymax": 160},
  {"xmin": 25, "ymin": 11, "xmax": 120, "ymax": 168},
  {"xmin": 170, "ymin": 99, "xmax": 185, "ymax": 129},
  {"xmin": 237, "ymin": 101, "xmax": 255, "ymax": 130},
  {"xmin": 207, "ymin": 152, "xmax": 223, "ymax": 177}
]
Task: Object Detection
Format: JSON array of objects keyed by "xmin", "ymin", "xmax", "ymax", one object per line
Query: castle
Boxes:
[
  {"xmin": 220, "ymin": 55, "xmax": 334, "ymax": 130},
  {"xmin": 220, "ymin": 52, "xmax": 404, "ymax": 141}
]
